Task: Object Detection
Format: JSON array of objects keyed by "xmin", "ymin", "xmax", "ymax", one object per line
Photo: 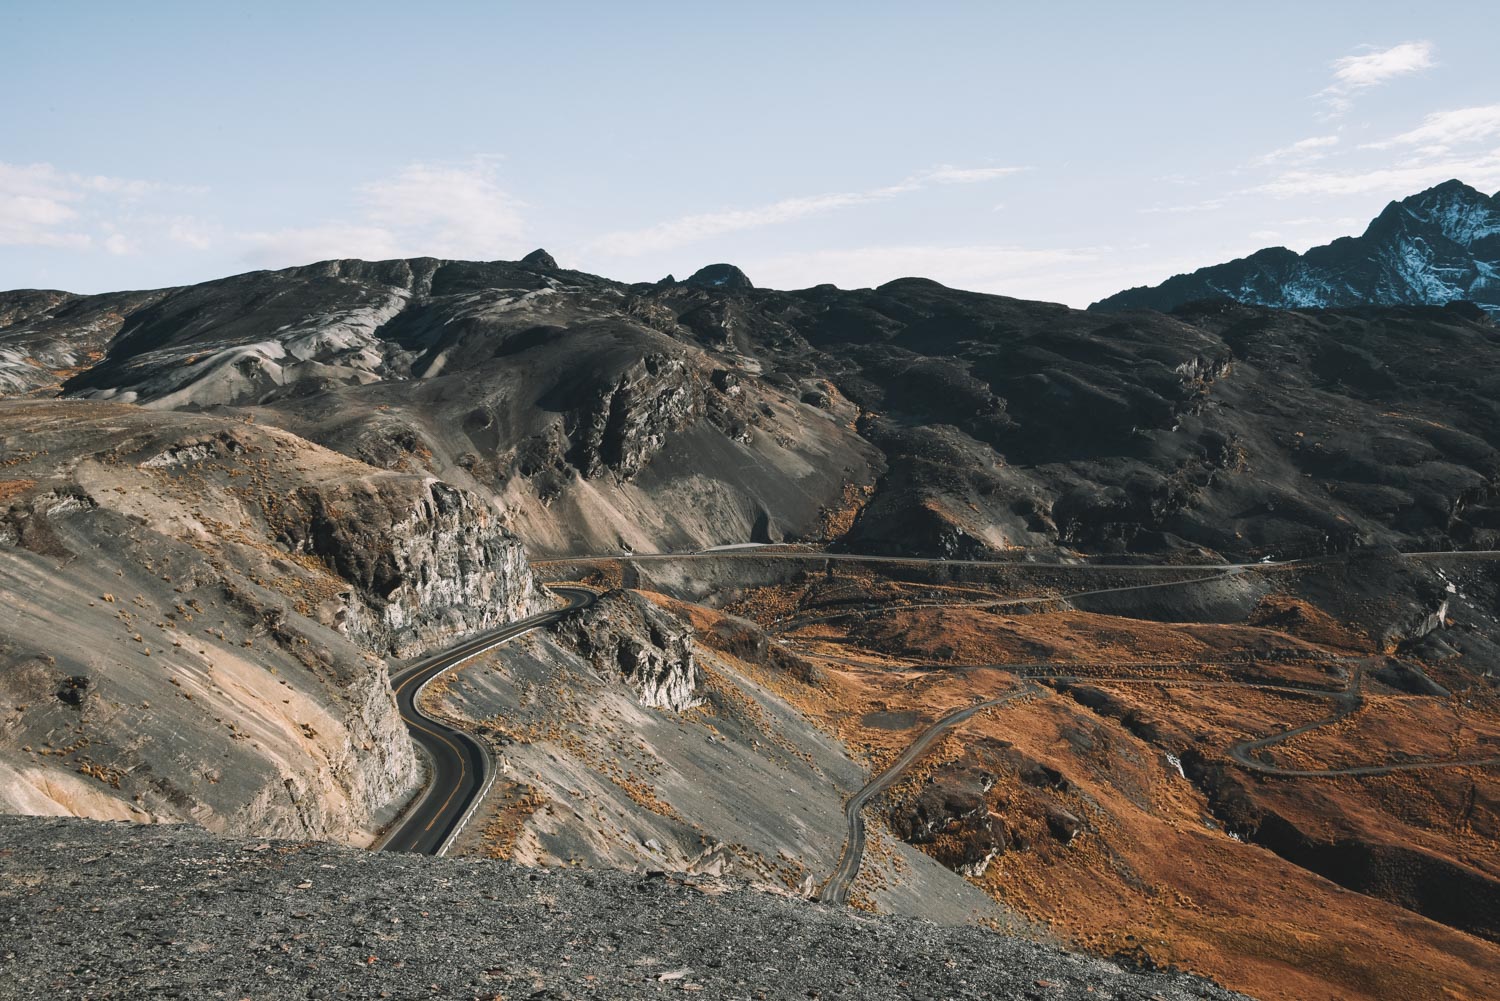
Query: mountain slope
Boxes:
[
  {"xmin": 1092, "ymin": 180, "xmax": 1500, "ymax": 315},
  {"xmin": 5, "ymin": 253, "xmax": 1500, "ymax": 563}
]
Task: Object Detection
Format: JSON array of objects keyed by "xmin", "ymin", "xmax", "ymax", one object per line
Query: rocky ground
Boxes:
[{"xmin": 0, "ymin": 816, "xmax": 1249, "ymax": 1001}]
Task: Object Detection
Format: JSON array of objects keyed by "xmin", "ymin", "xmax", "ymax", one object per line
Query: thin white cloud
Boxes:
[
  {"xmin": 1251, "ymin": 135, "xmax": 1339, "ymax": 167},
  {"xmin": 1254, "ymin": 148, "xmax": 1500, "ymax": 198},
  {"xmin": 238, "ymin": 158, "xmax": 527, "ymax": 267},
  {"xmin": 102, "ymin": 232, "xmax": 137, "ymax": 256},
  {"xmin": 1139, "ymin": 197, "xmax": 1228, "ymax": 215},
  {"xmin": 0, "ymin": 161, "xmax": 203, "ymax": 255},
  {"xmin": 165, "ymin": 217, "xmax": 217, "ymax": 250},
  {"xmin": 1364, "ymin": 104, "xmax": 1500, "ymax": 153},
  {"xmin": 1320, "ymin": 41, "xmax": 1435, "ymax": 113},
  {"xmin": 0, "ymin": 162, "xmax": 96, "ymax": 249},
  {"xmin": 922, "ymin": 165, "xmax": 1025, "ymax": 184},
  {"xmin": 239, "ymin": 224, "xmax": 404, "ymax": 268},
  {"xmin": 359, "ymin": 160, "xmax": 525, "ymax": 258},
  {"xmin": 1332, "ymin": 41, "xmax": 1435, "ymax": 88},
  {"xmin": 590, "ymin": 165, "xmax": 1024, "ymax": 257}
]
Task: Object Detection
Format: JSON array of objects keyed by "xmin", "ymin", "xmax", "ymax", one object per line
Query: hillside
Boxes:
[{"xmin": 4, "ymin": 253, "xmax": 1500, "ymax": 562}]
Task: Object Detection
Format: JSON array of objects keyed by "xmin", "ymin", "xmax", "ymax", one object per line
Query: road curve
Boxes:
[
  {"xmin": 378, "ymin": 586, "xmax": 596, "ymax": 855},
  {"xmin": 820, "ymin": 685, "xmax": 1038, "ymax": 904},
  {"xmin": 1223, "ymin": 664, "xmax": 1500, "ymax": 778}
]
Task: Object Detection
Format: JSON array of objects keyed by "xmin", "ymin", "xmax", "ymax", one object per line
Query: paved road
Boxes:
[
  {"xmin": 819, "ymin": 685, "xmax": 1039, "ymax": 904},
  {"xmin": 1222, "ymin": 663, "xmax": 1500, "ymax": 778},
  {"xmin": 535, "ymin": 546, "xmax": 1500, "ymax": 573},
  {"xmin": 379, "ymin": 586, "xmax": 596, "ymax": 855},
  {"xmin": 772, "ymin": 567, "xmax": 1243, "ymax": 632},
  {"xmin": 535, "ymin": 549, "xmax": 1273, "ymax": 572}
]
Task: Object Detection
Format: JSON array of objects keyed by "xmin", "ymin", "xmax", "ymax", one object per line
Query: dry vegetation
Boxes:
[{"xmin": 689, "ymin": 569, "xmax": 1500, "ymax": 1001}]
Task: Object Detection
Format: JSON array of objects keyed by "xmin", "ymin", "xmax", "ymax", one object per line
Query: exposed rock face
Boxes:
[
  {"xmin": 0, "ymin": 287, "xmax": 171, "ymax": 396},
  {"xmin": 560, "ymin": 352, "xmax": 703, "ymax": 480},
  {"xmin": 552, "ymin": 590, "xmax": 703, "ymax": 710},
  {"xmin": 0, "ymin": 400, "xmax": 544, "ymax": 843},
  {"xmin": 1094, "ymin": 180, "xmax": 1500, "ymax": 315},
  {"xmin": 275, "ymin": 478, "xmax": 539, "ymax": 658}
]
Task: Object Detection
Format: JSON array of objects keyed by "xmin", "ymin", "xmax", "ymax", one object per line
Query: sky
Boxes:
[{"xmin": 4, "ymin": 1, "xmax": 1499, "ymax": 305}]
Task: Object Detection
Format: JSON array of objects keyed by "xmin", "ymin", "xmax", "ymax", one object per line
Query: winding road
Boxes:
[
  {"xmin": 819, "ymin": 685, "xmax": 1040, "ymax": 904},
  {"xmin": 378, "ymin": 585, "xmax": 595, "ymax": 855},
  {"xmin": 515, "ymin": 546, "xmax": 1500, "ymax": 899}
]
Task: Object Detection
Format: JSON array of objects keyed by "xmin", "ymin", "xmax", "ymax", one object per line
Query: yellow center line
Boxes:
[
  {"xmin": 386, "ymin": 599, "xmax": 582, "ymax": 847},
  {"xmin": 396, "ymin": 663, "xmax": 473, "ymax": 834}
]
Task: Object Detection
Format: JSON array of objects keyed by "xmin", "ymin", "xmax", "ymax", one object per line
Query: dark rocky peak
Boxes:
[
  {"xmin": 684, "ymin": 264, "xmax": 753, "ymax": 291},
  {"xmin": 519, "ymin": 248, "xmax": 558, "ymax": 269},
  {"xmin": 1094, "ymin": 178, "xmax": 1500, "ymax": 315},
  {"xmin": 1371, "ymin": 179, "xmax": 1500, "ymax": 243}
]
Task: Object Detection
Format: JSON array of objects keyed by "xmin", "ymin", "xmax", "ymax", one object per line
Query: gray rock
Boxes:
[
  {"xmin": 0, "ymin": 816, "xmax": 1252, "ymax": 1001},
  {"xmin": 552, "ymin": 589, "xmax": 703, "ymax": 710}
]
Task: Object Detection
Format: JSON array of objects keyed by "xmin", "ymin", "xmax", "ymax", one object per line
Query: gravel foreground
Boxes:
[{"xmin": 0, "ymin": 817, "xmax": 1249, "ymax": 1001}]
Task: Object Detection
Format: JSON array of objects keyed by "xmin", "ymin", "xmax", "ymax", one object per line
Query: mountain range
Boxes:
[
  {"xmin": 4, "ymin": 181, "xmax": 1500, "ymax": 1001},
  {"xmin": 1093, "ymin": 179, "xmax": 1500, "ymax": 315}
]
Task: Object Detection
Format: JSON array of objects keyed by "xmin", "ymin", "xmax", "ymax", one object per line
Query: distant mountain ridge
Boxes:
[{"xmin": 1092, "ymin": 179, "xmax": 1500, "ymax": 315}]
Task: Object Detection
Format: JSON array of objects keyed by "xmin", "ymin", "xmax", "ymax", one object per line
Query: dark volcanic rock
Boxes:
[
  {"xmin": 1094, "ymin": 180, "xmax": 1500, "ymax": 315},
  {"xmin": 0, "ymin": 817, "xmax": 1249, "ymax": 1001},
  {"xmin": 553, "ymin": 351, "xmax": 703, "ymax": 480},
  {"xmin": 520, "ymin": 248, "xmax": 559, "ymax": 269},
  {"xmin": 684, "ymin": 262, "xmax": 754, "ymax": 290}
]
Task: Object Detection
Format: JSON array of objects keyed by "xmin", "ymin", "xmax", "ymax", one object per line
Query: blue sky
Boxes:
[{"xmin": 4, "ymin": 1, "xmax": 1498, "ymax": 304}]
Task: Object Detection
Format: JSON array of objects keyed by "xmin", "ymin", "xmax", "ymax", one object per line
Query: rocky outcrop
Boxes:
[
  {"xmin": 562, "ymin": 353, "xmax": 703, "ymax": 479},
  {"xmin": 519, "ymin": 248, "xmax": 559, "ymax": 269},
  {"xmin": 552, "ymin": 590, "xmax": 703, "ymax": 710},
  {"xmin": 0, "ymin": 402, "xmax": 545, "ymax": 844},
  {"xmin": 887, "ymin": 737, "xmax": 1081, "ymax": 878},
  {"xmin": 684, "ymin": 263, "xmax": 753, "ymax": 291},
  {"xmin": 275, "ymin": 478, "xmax": 540, "ymax": 658}
]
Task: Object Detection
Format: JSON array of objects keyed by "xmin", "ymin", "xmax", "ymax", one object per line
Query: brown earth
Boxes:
[{"xmin": 703, "ymin": 570, "xmax": 1500, "ymax": 1001}]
